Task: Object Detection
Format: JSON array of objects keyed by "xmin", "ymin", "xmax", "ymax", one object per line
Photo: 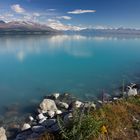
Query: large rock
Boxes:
[
  {"xmin": 32, "ymin": 125, "xmax": 46, "ymax": 133},
  {"xmin": 57, "ymin": 101, "xmax": 69, "ymax": 109},
  {"xmin": 127, "ymin": 86, "xmax": 138, "ymax": 96},
  {"xmin": 39, "ymin": 99, "xmax": 58, "ymax": 113},
  {"xmin": 74, "ymin": 101, "xmax": 83, "ymax": 108},
  {"xmin": 0, "ymin": 127, "xmax": 7, "ymax": 140},
  {"xmin": 41, "ymin": 119, "xmax": 56, "ymax": 128}
]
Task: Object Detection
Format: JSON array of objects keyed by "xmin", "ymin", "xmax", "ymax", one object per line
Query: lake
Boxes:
[{"xmin": 0, "ymin": 35, "xmax": 140, "ymax": 113}]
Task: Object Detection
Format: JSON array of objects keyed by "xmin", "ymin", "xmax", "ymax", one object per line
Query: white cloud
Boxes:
[
  {"xmin": 57, "ymin": 16, "xmax": 72, "ymax": 20},
  {"xmin": 33, "ymin": 12, "xmax": 40, "ymax": 17},
  {"xmin": 68, "ymin": 9, "xmax": 96, "ymax": 14},
  {"xmin": 47, "ymin": 19, "xmax": 56, "ymax": 22},
  {"xmin": 47, "ymin": 9, "xmax": 56, "ymax": 11},
  {"xmin": 11, "ymin": 4, "xmax": 25, "ymax": 13},
  {"xmin": 47, "ymin": 19, "xmax": 86, "ymax": 31},
  {"xmin": 0, "ymin": 13, "xmax": 14, "ymax": 22}
]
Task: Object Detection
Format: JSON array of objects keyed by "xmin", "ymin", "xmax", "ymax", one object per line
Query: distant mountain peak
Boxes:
[
  {"xmin": 0, "ymin": 20, "xmax": 6, "ymax": 24},
  {"xmin": 0, "ymin": 20, "xmax": 60, "ymax": 35}
]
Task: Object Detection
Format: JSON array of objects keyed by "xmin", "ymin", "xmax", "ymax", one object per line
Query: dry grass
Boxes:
[
  {"xmin": 35, "ymin": 132, "xmax": 56, "ymax": 140},
  {"xmin": 93, "ymin": 96, "xmax": 140, "ymax": 140},
  {"xmin": 39, "ymin": 96, "xmax": 140, "ymax": 140}
]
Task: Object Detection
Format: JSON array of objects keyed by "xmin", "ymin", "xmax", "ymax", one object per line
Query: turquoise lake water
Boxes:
[{"xmin": 0, "ymin": 35, "xmax": 140, "ymax": 113}]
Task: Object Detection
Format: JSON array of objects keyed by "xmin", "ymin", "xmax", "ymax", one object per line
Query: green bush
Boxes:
[
  {"xmin": 127, "ymin": 96, "xmax": 140, "ymax": 105},
  {"xmin": 58, "ymin": 108, "xmax": 103, "ymax": 140}
]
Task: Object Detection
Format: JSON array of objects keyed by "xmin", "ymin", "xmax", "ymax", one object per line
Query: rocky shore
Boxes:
[{"xmin": 0, "ymin": 83, "xmax": 140, "ymax": 140}]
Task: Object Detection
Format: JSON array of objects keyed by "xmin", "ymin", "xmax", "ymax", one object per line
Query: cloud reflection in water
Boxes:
[{"xmin": 0, "ymin": 35, "xmax": 95, "ymax": 61}]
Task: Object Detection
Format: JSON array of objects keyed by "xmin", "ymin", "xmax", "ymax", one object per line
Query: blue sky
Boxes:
[{"xmin": 0, "ymin": 0, "xmax": 140, "ymax": 30}]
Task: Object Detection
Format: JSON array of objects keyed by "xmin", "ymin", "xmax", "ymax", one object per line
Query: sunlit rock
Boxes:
[
  {"xmin": 21, "ymin": 123, "xmax": 31, "ymax": 131},
  {"xmin": 0, "ymin": 127, "xmax": 7, "ymax": 140},
  {"xmin": 74, "ymin": 101, "xmax": 83, "ymax": 108},
  {"xmin": 39, "ymin": 118, "xmax": 47, "ymax": 124},
  {"xmin": 38, "ymin": 113, "xmax": 47, "ymax": 120},
  {"xmin": 56, "ymin": 110, "xmax": 62, "ymax": 115},
  {"xmin": 47, "ymin": 110, "xmax": 55, "ymax": 118},
  {"xmin": 53, "ymin": 93, "xmax": 60, "ymax": 99},
  {"xmin": 39, "ymin": 99, "xmax": 58, "ymax": 113},
  {"xmin": 127, "ymin": 86, "xmax": 138, "ymax": 96},
  {"xmin": 29, "ymin": 116, "xmax": 34, "ymax": 121}
]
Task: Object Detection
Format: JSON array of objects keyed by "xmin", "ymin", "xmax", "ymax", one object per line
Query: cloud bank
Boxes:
[
  {"xmin": 68, "ymin": 9, "xmax": 96, "ymax": 14},
  {"xmin": 57, "ymin": 16, "xmax": 72, "ymax": 20},
  {"xmin": 11, "ymin": 4, "xmax": 25, "ymax": 13},
  {"xmin": 47, "ymin": 19, "xmax": 86, "ymax": 31}
]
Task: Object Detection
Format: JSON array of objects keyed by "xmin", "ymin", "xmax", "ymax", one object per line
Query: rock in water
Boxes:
[
  {"xmin": 39, "ymin": 99, "xmax": 58, "ymax": 113},
  {"xmin": 29, "ymin": 116, "xmax": 34, "ymax": 121},
  {"xmin": 21, "ymin": 123, "xmax": 31, "ymax": 131},
  {"xmin": 0, "ymin": 127, "xmax": 7, "ymax": 140},
  {"xmin": 53, "ymin": 93, "xmax": 60, "ymax": 99}
]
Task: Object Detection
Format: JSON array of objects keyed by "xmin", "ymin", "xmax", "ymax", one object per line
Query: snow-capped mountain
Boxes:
[{"xmin": 0, "ymin": 20, "xmax": 59, "ymax": 34}]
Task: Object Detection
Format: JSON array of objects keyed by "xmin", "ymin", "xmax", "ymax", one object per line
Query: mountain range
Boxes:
[
  {"xmin": 0, "ymin": 20, "xmax": 59, "ymax": 35},
  {"xmin": 78, "ymin": 28, "xmax": 140, "ymax": 35},
  {"xmin": 1, "ymin": 20, "xmax": 140, "ymax": 36}
]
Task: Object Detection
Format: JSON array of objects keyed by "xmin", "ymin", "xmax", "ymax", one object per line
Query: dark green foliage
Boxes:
[
  {"xmin": 127, "ymin": 96, "xmax": 140, "ymax": 105},
  {"xmin": 57, "ymin": 108, "xmax": 103, "ymax": 140}
]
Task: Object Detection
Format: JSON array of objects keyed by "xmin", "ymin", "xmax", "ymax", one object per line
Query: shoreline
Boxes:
[{"xmin": 0, "ymin": 82, "xmax": 140, "ymax": 140}]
